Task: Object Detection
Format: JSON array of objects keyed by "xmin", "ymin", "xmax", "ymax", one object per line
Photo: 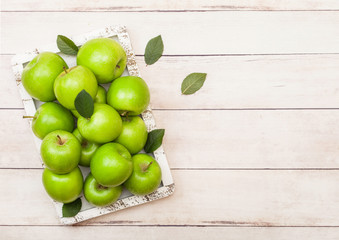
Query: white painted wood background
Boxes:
[{"xmin": 1, "ymin": 1, "xmax": 339, "ymax": 239}]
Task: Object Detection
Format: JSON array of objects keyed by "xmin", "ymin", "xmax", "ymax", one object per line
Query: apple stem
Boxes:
[
  {"xmin": 97, "ymin": 184, "xmax": 108, "ymax": 190},
  {"xmin": 81, "ymin": 140, "xmax": 88, "ymax": 148},
  {"xmin": 56, "ymin": 135, "xmax": 65, "ymax": 145},
  {"xmin": 63, "ymin": 66, "xmax": 67, "ymax": 74},
  {"xmin": 121, "ymin": 111, "xmax": 129, "ymax": 118},
  {"xmin": 142, "ymin": 161, "xmax": 153, "ymax": 172},
  {"xmin": 22, "ymin": 116, "xmax": 36, "ymax": 119},
  {"xmin": 116, "ymin": 65, "xmax": 120, "ymax": 69}
]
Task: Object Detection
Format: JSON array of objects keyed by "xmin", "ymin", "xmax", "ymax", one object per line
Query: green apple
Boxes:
[
  {"xmin": 84, "ymin": 173, "xmax": 122, "ymax": 207},
  {"xmin": 115, "ymin": 116, "xmax": 148, "ymax": 154},
  {"xmin": 30, "ymin": 102, "xmax": 74, "ymax": 139},
  {"xmin": 77, "ymin": 103, "xmax": 122, "ymax": 144},
  {"xmin": 21, "ymin": 52, "xmax": 68, "ymax": 102},
  {"xmin": 90, "ymin": 143, "xmax": 132, "ymax": 187},
  {"xmin": 71, "ymin": 109, "xmax": 81, "ymax": 118},
  {"xmin": 73, "ymin": 128, "xmax": 100, "ymax": 167},
  {"xmin": 42, "ymin": 166, "xmax": 83, "ymax": 203},
  {"xmin": 54, "ymin": 65, "xmax": 98, "ymax": 110},
  {"xmin": 40, "ymin": 130, "xmax": 81, "ymax": 174},
  {"xmin": 124, "ymin": 154, "xmax": 162, "ymax": 195},
  {"xmin": 107, "ymin": 76, "xmax": 150, "ymax": 116},
  {"xmin": 77, "ymin": 38, "xmax": 127, "ymax": 84},
  {"xmin": 95, "ymin": 85, "xmax": 107, "ymax": 104}
]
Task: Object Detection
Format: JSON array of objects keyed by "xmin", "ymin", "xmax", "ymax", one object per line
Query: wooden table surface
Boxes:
[{"xmin": 1, "ymin": 1, "xmax": 339, "ymax": 239}]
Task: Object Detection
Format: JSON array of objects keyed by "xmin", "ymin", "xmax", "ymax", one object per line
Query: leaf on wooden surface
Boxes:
[
  {"xmin": 144, "ymin": 35, "xmax": 164, "ymax": 65},
  {"xmin": 74, "ymin": 90, "xmax": 94, "ymax": 118},
  {"xmin": 181, "ymin": 73, "xmax": 207, "ymax": 95},
  {"xmin": 144, "ymin": 129, "xmax": 165, "ymax": 153},
  {"xmin": 57, "ymin": 35, "xmax": 79, "ymax": 55},
  {"xmin": 62, "ymin": 198, "xmax": 82, "ymax": 217}
]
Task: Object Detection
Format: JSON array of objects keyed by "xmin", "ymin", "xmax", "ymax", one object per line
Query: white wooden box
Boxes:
[{"xmin": 11, "ymin": 25, "xmax": 175, "ymax": 225}]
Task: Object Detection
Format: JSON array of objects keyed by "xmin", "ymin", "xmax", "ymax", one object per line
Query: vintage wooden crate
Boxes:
[{"xmin": 11, "ymin": 25, "xmax": 175, "ymax": 225}]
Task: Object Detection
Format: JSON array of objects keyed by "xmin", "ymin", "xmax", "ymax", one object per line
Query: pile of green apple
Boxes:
[{"xmin": 22, "ymin": 38, "xmax": 162, "ymax": 207}]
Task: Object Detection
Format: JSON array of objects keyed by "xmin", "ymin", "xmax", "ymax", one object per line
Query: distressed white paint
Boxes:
[
  {"xmin": 11, "ymin": 26, "xmax": 174, "ymax": 224},
  {"xmin": 3, "ymin": 0, "xmax": 339, "ymax": 11},
  {"xmin": 2, "ymin": 0, "xmax": 339, "ymax": 237}
]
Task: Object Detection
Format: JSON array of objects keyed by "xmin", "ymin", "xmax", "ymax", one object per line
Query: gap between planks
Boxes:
[
  {"xmin": 2, "ymin": 226, "xmax": 339, "ymax": 240},
  {"xmin": 3, "ymin": 53, "xmax": 339, "ymax": 57},
  {"xmin": 1, "ymin": 224, "xmax": 339, "ymax": 227},
  {"xmin": 1, "ymin": 168, "xmax": 339, "ymax": 171},
  {"xmin": 3, "ymin": 108, "xmax": 339, "ymax": 111},
  {"xmin": 2, "ymin": 0, "xmax": 339, "ymax": 12},
  {"xmin": 2, "ymin": 10, "xmax": 339, "ymax": 13}
]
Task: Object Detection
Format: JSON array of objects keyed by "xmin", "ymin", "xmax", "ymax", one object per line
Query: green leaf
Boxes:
[
  {"xmin": 57, "ymin": 35, "xmax": 79, "ymax": 55},
  {"xmin": 62, "ymin": 198, "xmax": 82, "ymax": 217},
  {"xmin": 144, "ymin": 129, "xmax": 165, "ymax": 153},
  {"xmin": 144, "ymin": 35, "xmax": 164, "ymax": 65},
  {"xmin": 181, "ymin": 73, "xmax": 207, "ymax": 95},
  {"xmin": 74, "ymin": 90, "xmax": 94, "ymax": 118}
]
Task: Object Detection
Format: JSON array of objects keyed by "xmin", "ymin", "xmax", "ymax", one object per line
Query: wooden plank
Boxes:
[
  {"xmin": 0, "ymin": 169, "xmax": 338, "ymax": 226},
  {"xmin": 157, "ymin": 110, "xmax": 339, "ymax": 169},
  {"xmin": 2, "ymin": 0, "xmax": 339, "ymax": 11},
  {"xmin": 0, "ymin": 110, "xmax": 40, "ymax": 168},
  {"xmin": 1, "ymin": 56, "xmax": 23, "ymax": 108},
  {"xmin": 1, "ymin": 226, "xmax": 339, "ymax": 240},
  {"xmin": 3, "ymin": 54, "xmax": 339, "ymax": 109},
  {"xmin": 2, "ymin": 12, "xmax": 339, "ymax": 55},
  {"xmin": 143, "ymin": 55, "xmax": 339, "ymax": 109},
  {"xmin": 2, "ymin": 109, "xmax": 339, "ymax": 169}
]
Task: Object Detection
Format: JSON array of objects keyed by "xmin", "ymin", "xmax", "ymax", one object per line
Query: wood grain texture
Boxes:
[
  {"xmin": 0, "ymin": 110, "xmax": 40, "ymax": 168},
  {"xmin": 3, "ymin": 54, "xmax": 339, "ymax": 109},
  {"xmin": 2, "ymin": 12, "xmax": 339, "ymax": 55},
  {"xmin": 144, "ymin": 55, "xmax": 339, "ymax": 109},
  {"xmin": 0, "ymin": 56, "xmax": 23, "ymax": 108},
  {"xmin": 1, "ymin": 226, "xmax": 339, "ymax": 240},
  {"xmin": 1, "ymin": 169, "xmax": 338, "ymax": 226},
  {"xmin": 2, "ymin": 109, "xmax": 339, "ymax": 169},
  {"xmin": 2, "ymin": 0, "xmax": 339, "ymax": 11},
  {"xmin": 2, "ymin": 1, "xmax": 339, "ymax": 235},
  {"xmin": 157, "ymin": 110, "xmax": 339, "ymax": 169}
]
